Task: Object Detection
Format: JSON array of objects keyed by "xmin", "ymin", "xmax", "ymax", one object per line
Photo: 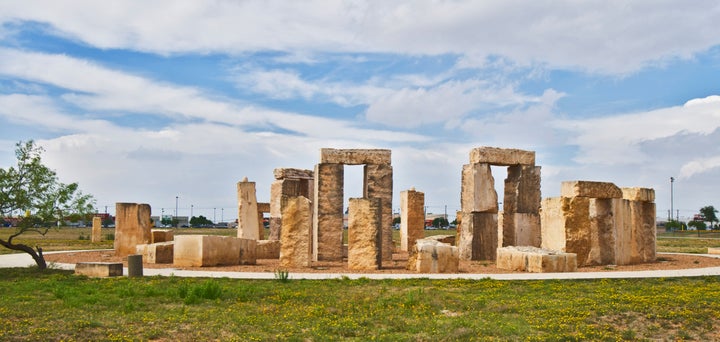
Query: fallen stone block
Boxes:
[
  {"xmin": 496, "ymin": 246, "xmax": 577, "ymax": 273},
  {"xmin": 75, "ymin": 262, "xmax": 123, "ymax": 277},
  {"xmin": 151, "ymin": 229, "xmax": 174, "ymax": 243},
  {"xmin": 173, "ymin": 235, "xmax": 241, "ymax": 267},
  {"xmin": 410, "ymin": 239, "xmax": 459, "ymax": 273},
  {"xmin": 256, "ymin": 240, "xmax": 281, "ymax": 259},
  {"xmin": 136, "ymin": 242, "xmax": 174, "ymax": 264}
]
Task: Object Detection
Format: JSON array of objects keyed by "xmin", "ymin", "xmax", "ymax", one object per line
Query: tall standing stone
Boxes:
[
  {"xmin": 347, "ymin": 198, "xmax": 382, "ymax": 270},
  {"xmin": 400, "ymin": 188, "xmax": 425, "ymax": 252},
  {"xmin": 502, "ymin": 165, "xmax": 541, "ymax": 247},
  {"xmin": 91, "ymin": 216, "xmax": 102, "ymax": 243},
  {"xmin": 114, "ymin": 203, "xmax": 152, "ymax": 257},
  {"xmin": 279, "ymin": 196, "xmax": 313, "ymax": 268},
  {"xmin": 237, "ymin": 177, "xmax": 259, "ymax": 240},
  {"xmin": 458, "ymin": 212, "xmax": 498, "ymax": 260},
  {"xmin": 313, "ymin": 163, "xmax": 344, "ymax": 261},
  {"xmin": 364, "ymin": 163, "xmax": 393, "ymax": 260}
]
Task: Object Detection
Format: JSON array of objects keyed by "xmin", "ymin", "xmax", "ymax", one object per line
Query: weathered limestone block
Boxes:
[
  {"xmin": 461, "ymin": 163, "xmax": 499, "ymax": 213},
  {"xmin": 503, "ymin": 165, "xmax": 542, "ymax": 214},
  {"xmin": 496, "ymin": 246, "xmax": 577, "ymax": 273},
  {"xmin": 502, "ymin": 213, "xmax": 541, "ymax": 247},
  {"xmin": 625, "ymin": 199, "xmax": 656, "ymax": 263},
  {"xmin": 75, "ymin": 262, "xmax": 123, "ymax": 277},
  {"xmin": 273, "ymin": 168, "xmax": 314, "ymax": 180},
  {"xmin": 257, "ymin": 202, "xmax": 270, "ymax": 213},
  {"xmin": 238, "ymin": 238, "xmax": 257, "ymax": 265},
  {"xmin": 237, "ymin": 178, "xmax": 260, "ymax": 240},
  {"xmin": 320, "ymin": 148, "xmax": 391, "ymax": 165},
  {"xmin": 347, "ymin": 198, "xmax": 382, "ymax": 270},
  {"xmin": 136, "ymin": 242, "xmax": 174, "ymax": 264},
  {"xmin": 400, "ymin": 188, "xmax": 425, "ymax": 251},
  {"xmin": 469, "ymin": 147, "xmax": 535, "ymax": 166},
  {"xmin": 458, "ymin": 212, "xmax": 498, "ymax": 260},
  {"xmin": 561, "ymin": 181, "xmax": 622, "ymax": 199},
  {"xmin": 151, "ymin": 229, "xmax": 174, "ymax": 243},
  {"xmin": 364, "ymin": 163, "xmax": 393, "ymax": 260},
  {"xmin": 279, "ymin": 196, "xmax": 313, "ymax": 268},
  {"xmin": 173, "ymin": 235, "xmax": 241, "ymax": 267},
  {"xmin": 256, "ymin": 240, "xmax": 281, "ymax": 259},
  {"xmin": 622, "ymin": 187, "xmax": 655, "ymax": 202},
  {"xmin": 114, "ymin": 203, "xmax": 152, "ymax": 257},
  {"xmin": 541, "ymin": 196, "xmax": 593, "ymax": 266},
  {"xmin": 425, "ymin": 234, "xmax": 456, "ymax": 245},
  {"xmin": 411, "ymin": 239, "xmax": 459, "ymax": 273},
  {"xmin": 313, "ymin": 163, "xmax": 344, "ymax": 261},
  {"xmin": 587, "ymin": 198, "xmax": 616, "ymax": 266},
  {"xmin": 709, "ymin": 247, "xmax": 720, "ymax": 255},
  {"xmin": 91, "ymin": 216, "xmax": 102, "ymax": 243}
]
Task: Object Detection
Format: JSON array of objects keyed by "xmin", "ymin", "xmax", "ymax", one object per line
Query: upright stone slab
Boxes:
[
  {"xmin": 279, "ymin": 196, "xmax": 313, "ymax": 268},
  {"xmin": 313, "ymin": 163, "xmax": 344, "ymax": 261},
  {"xmin": 502, "ymin": 165, "xmax": 541, "ymax": 247},
  {"xmin": 257, "ymin": 202, "xmax": 270, "ymax": 240},
  {"xmin": 347, "ymin": 198, "xmax": 382, "ymax": 270},
  {"xmin": 622, "ymin": 188, "xmax": 656, "ymax": 263},
  {"xmin": 91, "ymin": 216, "xmax": 102, "ymax": 243},
  {"xmin": 400, "ymin": 188, "xmax": 425, "ymax": 252},
  {"xmin": 364, "ymin": 163, "xmax": 393, "ymax": 260},
  {"xmin": 461, "ymin": 163, "xmax": 498, "ymax": 213},
  {"xmin": 114, "ymin": 203, "xmax": 152, "ymax": 257},
  {"xmin": 458, "ymin": 212, "xmax": 498, "ymax": 260},
  {"xmin": 541, "ymin": 196, "xmax": 593, "ymax": 266},
  {"xmin": 237, "ymin": 178, "xmax": 260, "ymax": 240},
  {"xmin": 587, "ymin": 198, "xmax": 616, "ymax": 265}
]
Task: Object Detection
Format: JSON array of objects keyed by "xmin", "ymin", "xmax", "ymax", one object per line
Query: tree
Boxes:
[
  {"xmin": 699, "ymin": 206, "xmax": 719, "ymax": 227},
  {"xmin": 190, "ymin": 215, "xmax": 213, "ymax": 227},
  {"xmin": 688, "ymin": 220, "xmax": 707, "ymax": 231},
  {"xmin": 0, "ymin": 141, "xmax": 95, "ymax": 269},
  {"xmin": 432, "ymin": 217, "xmax": 449, "ymax": 228}
]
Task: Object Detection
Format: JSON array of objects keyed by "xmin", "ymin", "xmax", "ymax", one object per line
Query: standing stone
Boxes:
[
  {"xmin": 457, "ymin": 212, "xmax": 498, "ymax": 260},
  {"xmin": 279, "ymin": 196, "xmax": 313, "ymax": 268},
  {"xmin": 91, "ymin": 216, "xmax": 102, "ymax": 243},
  {"xmin": 347, "ymin": 198, "xmax": 382, "ymax": 270},
  {"xmin": 114, "ymin": 203, "xmax": 152, "ymax": 257},
  {"xmin": 400, "ymin": 188, "xmax": 425, "ymax": 252},
  {"xmin": 502, "ymin": 165, "xmax": 541, "ymax": 247},
  {"xmin": 364, "ymin": 163, "xmax": 393, "ymax": 260},
  {"xmin": 313, "ymin": 163, "xmax": 344, "ymax": 261},
  {"xmin": 237, "ymin": 178, "xmax": 259, "ymax": 240},
  {"xmin": 257, "ymin": 202, "xmax": 270, "ymax": 240},
  {"xmin": 461, "ymin": 163, "xmax": 498, "ymax": 213},
  {"xmin": 622, "ymin": 188, "xmax": 656, "ymax": 263},
  {"xmin": 587, "ymin": 198, "xmax": 615, "ymax": 265}
]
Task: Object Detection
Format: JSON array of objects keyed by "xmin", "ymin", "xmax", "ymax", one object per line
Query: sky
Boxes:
[{"xmin": 1, "ymin": 1, "xmax": 719, "ymax": 222}]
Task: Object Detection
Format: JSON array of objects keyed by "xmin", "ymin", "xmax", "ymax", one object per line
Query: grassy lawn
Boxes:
[{"xmin": 1, "ymin": 268, "xmax": 719, "ymax": 341}]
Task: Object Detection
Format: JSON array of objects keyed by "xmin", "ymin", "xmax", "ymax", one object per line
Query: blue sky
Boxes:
[{"xmin": 1, "ymin": 1, "xmax": 719, "ymax": 221}]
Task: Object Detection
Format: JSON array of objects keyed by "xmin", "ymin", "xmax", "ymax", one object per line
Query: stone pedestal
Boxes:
[
  {"xmin": 347, "ymin": 198, "xmax": 382, "ymax": 270},
  {"xmin": 400, "ymin": 188, "xmax": 425, "ymax": 251},
  {"xmin": 114, "ymin": 203, "xmax": 152, "ymax": 257},
  {"xmin": 279, "ymin": 196, "xmax": 313, "ymax": 268}
]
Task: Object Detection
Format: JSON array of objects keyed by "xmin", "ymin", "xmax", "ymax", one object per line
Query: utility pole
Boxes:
[
  {"xmin": 175, "ymin": 196, "xmax": 179, "ymax": 228},
  {"xmin": 670, "ymin": 177, "xmax": 674, "ymax": 221}
]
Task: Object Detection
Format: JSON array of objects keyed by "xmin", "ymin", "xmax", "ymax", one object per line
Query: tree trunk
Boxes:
[{"xmin": 0, "ymin": 238, "xmax": 47, "ymax": 270}]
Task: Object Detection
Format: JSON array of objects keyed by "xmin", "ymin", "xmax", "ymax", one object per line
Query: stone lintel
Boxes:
[
  {"xmin": 273, "ymin": 168, "xmax": 314, "ymax": 180},
  {"xmin": 469, "ymin": 147, "xmax": 535, "ymax": 166},
  {"xmin": 320, "ymin": 148, "xmax": 391, "ymax": 165},
  {"xmin": 561, "ymin": 181, "xmax": 622, "ymax": 199},
  {"xmin": 621, "ymin": 187, "xmax": 655, "ymax": 202},
  {"xmin": 257, "ymin": 202, "xmax": 270, "ymax": 213}
]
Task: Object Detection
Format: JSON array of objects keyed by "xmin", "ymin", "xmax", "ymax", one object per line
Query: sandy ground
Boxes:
[{"xmin": 44, "ymin": 250, "xmax": 720, "ymax": 275}]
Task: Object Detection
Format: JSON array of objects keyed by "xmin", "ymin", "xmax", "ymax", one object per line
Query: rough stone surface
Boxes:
[
  {"xmin": 237, "ymin": 179, "xmax": 260, "ymax": 240},
  {"xmin": 458, "ymin": 212, "xmax": 498, "ymax": 260},
  {"xmin": 320, "ymin": 148, "xmax": 391, "ymax": 165},
  {"xmin": 273, "ymin": 168, "xmax": 314, "ymax": 180},
  {"xmin": 411, "ymin": 239, "xmax": 459, "ymax": 273},
  {"xmin": 91, "ymin": 216, "xmax": 102, "ymax": 243},
  {"xmin": 238, "ymin": 238, "xmax": 257, "ymax": 265},
  {"xmin": 709, "ymin": 247, "xmax": 720, "ymax": 255},
  {"xmin": 151, "ymin": 229, "xmax": 173, "ymax": 243},
  {"xmin": 256, "ymin": 240, "xmax": 281, "ymax": 259},
  {"xmin": 136, "ymin": 242, "xmax": 174, "ymax": 264},
  {"xmin": 587, "ymin": 198, "xmax": 616, "ymax": 265},
  {"xmin": 503, "ymin": 213, "xmax": 541, "ymax": 247},
  {"xmin": 313, "ymin": 163, "xmax": 344, "ymax": 261},
  {"xmin": 114, "ymin": 203, "xmax": 152, "ymax": 257},
  {"xmin": 364, "ymin": 163, "xmax": 393, "ymax": 260},
  {"xmin": 561, "ymin": 181, "xmax": 622, "ymax": 199},
  {"xmin": 496, "ymin": 246, "xmax": 577, "ymax": 273},
  {"xmin": 425, "ymin": 234, "xmax": 456, "ymax": 245},
  {"xmin": 622, "ymin": 187, "xmax": 655, "ymax": 202},
  {"xmin": 541, "ymin": 196, "xmax": 593, "ymax": 265},
  {"xmin": 75, "ymin": 262, "xmax": 123, "ymax": 277},
  {"xmin": 279, "ymin": 196, "xmax": 313, "ymax": 268},
  {"xmin": 503, "ymin": 165, "xmax": 542, "ymax": 214},
  {"xmin": 461, "ymin": 163, "xmax": 499, "ymax": 213},
  {"xmin": 400, "ymin": 189, "xmax": 425, "ymax": 251},
  {"xmin": 173, "ymin": 235, "xmax": 241, "ymax": 267},
  {"xmin": 347, "ymin": 198, "xmax": 382, "ymax": 270},
  {"xmin": 469, "ymin": 147, "xmax": 535, "ymax": 166},
  {"xmin": 257, "ymin": 202, "xmax": 270, "ymax": 213}
]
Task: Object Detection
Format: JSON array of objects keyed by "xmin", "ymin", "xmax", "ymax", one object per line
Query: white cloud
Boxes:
[
  {"xmin": 679, "ymin": 156, "xmax": 720, "ymax": 179},
  {"xmin": 2, "ymin": 1, "xmax": 719, "ymax": 74}
]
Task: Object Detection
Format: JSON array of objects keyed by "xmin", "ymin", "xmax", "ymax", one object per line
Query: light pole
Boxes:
[
  {"xmin": 175, "ymin": 196, "xmax": 179, "ymax": 228},
  {"xmin": 190, "ymin": 204, "xmax": 194, "ymax": 227},
  {"xmin": 670, "ymin": 177, "xmax": 674, "ymax": 222},
  {"xmin": 221, "ymin": 208, "xmax": 224, "ymax": 223},
  {"xmin": 214, "ymin": 207, "xmax": 216, "ymax": 224}
]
